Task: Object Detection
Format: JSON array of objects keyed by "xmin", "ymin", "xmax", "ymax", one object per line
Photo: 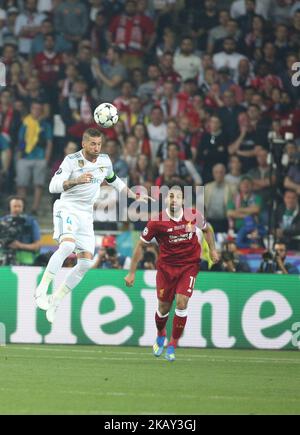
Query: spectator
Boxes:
[
  {"xmin": 218, "ymin": 90, "xmax": 245, "ymax": 142},
  {"xmin": 59, "ymin": 63, "xmax": 79, "ymax": 100},
  {"xmin": 284, "ymin": 158, "xmax": 300, "ymax": 195},
  {"xmin": 225, "ymin": 154, "xmax": 244, "ymax": 190},
  {"xmin": 130, "ymin": 153, "xmax": 154, "ymax": 192},
  {"xmin": 93, "ymin": 46, "xmax": 128, "ymax": 103},
  {"xmin": 205, "ymin": 163, "xmax": 236, "ymax": 233},
  {"xmin": 61, "ymin": 78, "xmax": 95, "ymax": 139},
  {"xmin": 137, "ymin": 63, "xmax": 161, "ymax": 107},
  {"xmin": 197, "ymin": 115, "xmax": 229, "ymax": 184},
  {"xmin": 229, "ymin": 104, "xmax": 270, "ymax": 171},
  {"xmin": 15, "ymin": 0, "xmax": 46, "ymax": 57},
  {"xmin": 247, "ymin": 147, "xmax": 275, "ymax": 211},
  {"xmin": 159, "ymin": 142, "xmax": 202, "ymax": 187},
  {"xmin": 158, "ymin": 80, "xmax": 184, "ymax": 120},
  {"xmin": 54, "ymin": 0, "xmax": 89, "ymax": 44},
  {"xmin": 113, "ymin": 80, "xmax": 134, "ymax": 112},
  {"xmin": 76, "ymin": 40, "xmax": 96, "ymax": 90},
  {"xmin": 120, "ymin": 96, "xmax": 144, "ymax": 134},
  {"xmin": 16, "ymin": 101, "xmax": 53, "ymax": 214},
  {"xmin": 156, "ymin": 28, "xmax": 176, "ymax": 58},
  {"xmin": 33, "ymin": 32, "xmax": 62, "ymax": 110},
  {"xmin": 173, "ymin": 36, "xmax": 201, "ymax": 81},
  {"xmin": 89, "ymin": 0, "xmax": 105, "ymax": 22},
  {"xmin": 213, "ymin": 37, "xmax": 246, "ymax": 76},
  {"xmin": 132, "ymin": 122, "xmax": 151, "ymax": 158},
  {"xmin": 123, "ymin": 134, "xmax": 139, "ymax": 171},
  {"xmin": 159, "ymin": 51, "xmax": 182, "ymax": 90},
  {"xmin": 108, "ymin": 0, "xmax": 155, "ymax": 70},
  {"xmin": 2, "ymin": 7, "xmax": 19, "ymax": 47},
  {"xmin": 105, "ymin": 139, "xmax": 129, "ymax": 179},
  {"xmin": 0, "ymin": 196, "xmax": 41, "ymax": 265},
  {"xmin": 90, "ymin": 11, "xmax": 108, "ymax": 56},
  {"xmin": 236, "ymin": 215, "xmax": 266, "ymax": 249},
  {"xmin": 276, "ymin": 189, "xmax": 300, "ymax": 250},
  {"xmin": 230, "ymin": 0, "xmax": 271, "ymax": 20},
  {"xmin": 155, "ymin": 158, "xmax": 183, "ymax": 189},
  {"xmin": 147, "ymin": 106, "xmax": 167, "ymax": 162},
  {"xmin": 187, "ymin": 0, "xmax": 219, "ymax": 52},
  {"xmin": 207, "ymin": 9, "xmax": 231, "ymax": 54},
  {"xmin": 227, "ymin": 175, "xmax": 262, "ymax": 232},
  {"xmin": 31, "ymin": 18, "xmax": 72, "ymax": 56}
]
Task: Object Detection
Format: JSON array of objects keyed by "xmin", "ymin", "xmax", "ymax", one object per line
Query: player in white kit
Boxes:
[{"xmin": 35, "ymin": 128, "xmax": 152, "ymax": 323}]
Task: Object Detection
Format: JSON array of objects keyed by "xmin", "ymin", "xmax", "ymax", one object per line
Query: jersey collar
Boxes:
[{"xmin": 165, "ymin": 208, "xmax": 184, "ymax": 222}]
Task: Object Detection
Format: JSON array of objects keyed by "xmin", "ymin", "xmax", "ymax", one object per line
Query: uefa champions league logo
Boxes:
[{"xmin": 0, "ymin": 62, "xmax": 6, "ymax": 87}]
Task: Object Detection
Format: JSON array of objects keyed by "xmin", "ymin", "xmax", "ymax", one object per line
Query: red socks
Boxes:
[
  {"xmin": 155, "ymin": 311, "xmax": 169, "ymax": 337},
  {"xmin": 169, "ymin": 310, "xmax": 188, "ymax": 348},
  {"xmin": 155, "ymin": 309, "xmax": 188, "ymax": 346}
]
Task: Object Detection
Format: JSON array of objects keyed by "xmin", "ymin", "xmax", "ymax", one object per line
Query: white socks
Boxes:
[
  {"xmin": 37, "ymin": 241, "xmax": 75, "ymax": 297},
  {"xmin": 52, "ymin": 259, "xmax": 93, "ymax": 303}
]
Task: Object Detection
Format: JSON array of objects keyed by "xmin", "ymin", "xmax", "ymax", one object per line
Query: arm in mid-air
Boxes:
[
  {"xmin": 105, "ymin": 165, "xmax": 154, "ymax": 203},
  {"xmin": 49, "ymin": 158, "xmax": 94, "ymax": 194}
]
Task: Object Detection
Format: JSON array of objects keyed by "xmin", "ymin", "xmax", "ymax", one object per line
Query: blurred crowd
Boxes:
[{"xmin": 1, "ymin": 0, "xmax": 300, "ymax": 265}]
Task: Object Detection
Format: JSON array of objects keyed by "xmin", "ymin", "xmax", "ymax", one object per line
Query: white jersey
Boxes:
[{"xmin": 49, "ymin": 150, "xmax": 122, "ymax": 214}]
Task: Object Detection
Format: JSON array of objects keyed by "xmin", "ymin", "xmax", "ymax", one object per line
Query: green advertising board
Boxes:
[{"xmin": 0, "ymin": 267, "xmax": 300, "ymax": 350}]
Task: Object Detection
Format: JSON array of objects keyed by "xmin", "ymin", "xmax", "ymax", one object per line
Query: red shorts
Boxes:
[{"xmin": 156, "ymin": 262, "xmax": 200, "ymax": 303}]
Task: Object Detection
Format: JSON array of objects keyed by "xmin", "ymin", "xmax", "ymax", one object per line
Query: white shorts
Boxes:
[{"xmin": 53, "ymin": 201, "xmax": 95, "ymax": 255}]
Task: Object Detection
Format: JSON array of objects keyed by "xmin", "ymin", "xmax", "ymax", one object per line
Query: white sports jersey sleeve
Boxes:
[
  {"xmin": 105, "ymin": 158, "xmax": 127, "ymax": 192},
  {"xmin": 49, "ymin": 157, "xmax": 73, "ymax": 194}
]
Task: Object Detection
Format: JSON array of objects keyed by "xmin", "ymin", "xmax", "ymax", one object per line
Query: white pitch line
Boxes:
[
  {"xmin": 3, "ymin": 347, "xmax": 300, "ymax": 365},
  {"xmin": 1, "ymin": 387, "xmax": 299, "ymax": 404}
]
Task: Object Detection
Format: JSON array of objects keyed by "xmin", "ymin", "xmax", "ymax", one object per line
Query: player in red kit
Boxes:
[{"xmin": 125, "ymin": 186, "xmax": 219, "ymax": 361}]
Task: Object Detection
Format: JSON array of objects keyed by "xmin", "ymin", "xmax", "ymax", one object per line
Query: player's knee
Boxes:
[
  {"xmin": 158, "ymin": 302, "xmax": 171, "ymax": 316},
  {"xmin": 77, "ymin": 259, "xmax": 94, "ymax": 276},
  {"xmin": 176, "ymin": 300, "xmax": 188, "ymax": 311},
  {"xmin": 58, "ymin": 241, "xmax": 76, "ymax": 258},
  {"xmin": 175, "ymin": 308, "xmax": 188, "ymax": 318}
]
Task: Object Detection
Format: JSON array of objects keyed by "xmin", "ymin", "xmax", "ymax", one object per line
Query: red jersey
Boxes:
[
  {"xmin": 141, "ymin": 208, "xmax": 207, "ymax": 267},
  {"xmin": 34, "ymin": 52, "xmax": 62, "ymax": 85}
]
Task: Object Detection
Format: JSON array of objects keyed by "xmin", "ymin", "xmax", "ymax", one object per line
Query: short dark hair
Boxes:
[
  {"xmin": 167, "ymin": 184, "xmax": 184, "ymax": 195},
  {"xmin": 83, "ymin": 128, "xmax": 103, "ymax": 141},
  {"xmin": 8, "ymin": 196, "xmax": 26, "ymax": 210}
]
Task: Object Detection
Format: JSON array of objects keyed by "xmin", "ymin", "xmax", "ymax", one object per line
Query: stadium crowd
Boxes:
[{"xmin": 0, "ymin": 0, "xmax": 300, "ymax": 269}]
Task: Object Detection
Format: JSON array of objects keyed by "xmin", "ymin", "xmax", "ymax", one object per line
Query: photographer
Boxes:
[
  {"xmin": 138, "ymin": 245, "xmax": 158, "ymax": 270},
  {"xmin": 0, "ymin": 196, "xmax": 41, "ymax": 266},
  {"xmin": 219, "ymin": 240, "xmax": 251, "ymax": 273},
  {"xmin": 258, "ymin": 242, "xmax": 298, "ymax": 274},
  {"xmin": 275, "ymin": 190, "xmax": 300, "ymax": 250},
  {"xmin": 202, "ymin": 240, "xmax": 250, "ymax": 273},
  {"xmin": 92, "ymin": 236, "xmax": 126, "ymax": 269}
]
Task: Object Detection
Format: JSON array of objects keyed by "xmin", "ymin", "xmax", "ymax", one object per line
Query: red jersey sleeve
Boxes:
[{"xmin": 140, "ymin": 220, "xmax": 158, "ymax": 244}]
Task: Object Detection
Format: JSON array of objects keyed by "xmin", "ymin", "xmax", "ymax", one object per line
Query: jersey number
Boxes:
[{"xmin": 187, "ymin": 276, "xmax": 196, "ymax": 293}]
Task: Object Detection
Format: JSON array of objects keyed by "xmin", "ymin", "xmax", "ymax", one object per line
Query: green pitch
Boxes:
[{"xmin": 0, "ymin": 345, "xmax": 300, "ymax": 415}]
